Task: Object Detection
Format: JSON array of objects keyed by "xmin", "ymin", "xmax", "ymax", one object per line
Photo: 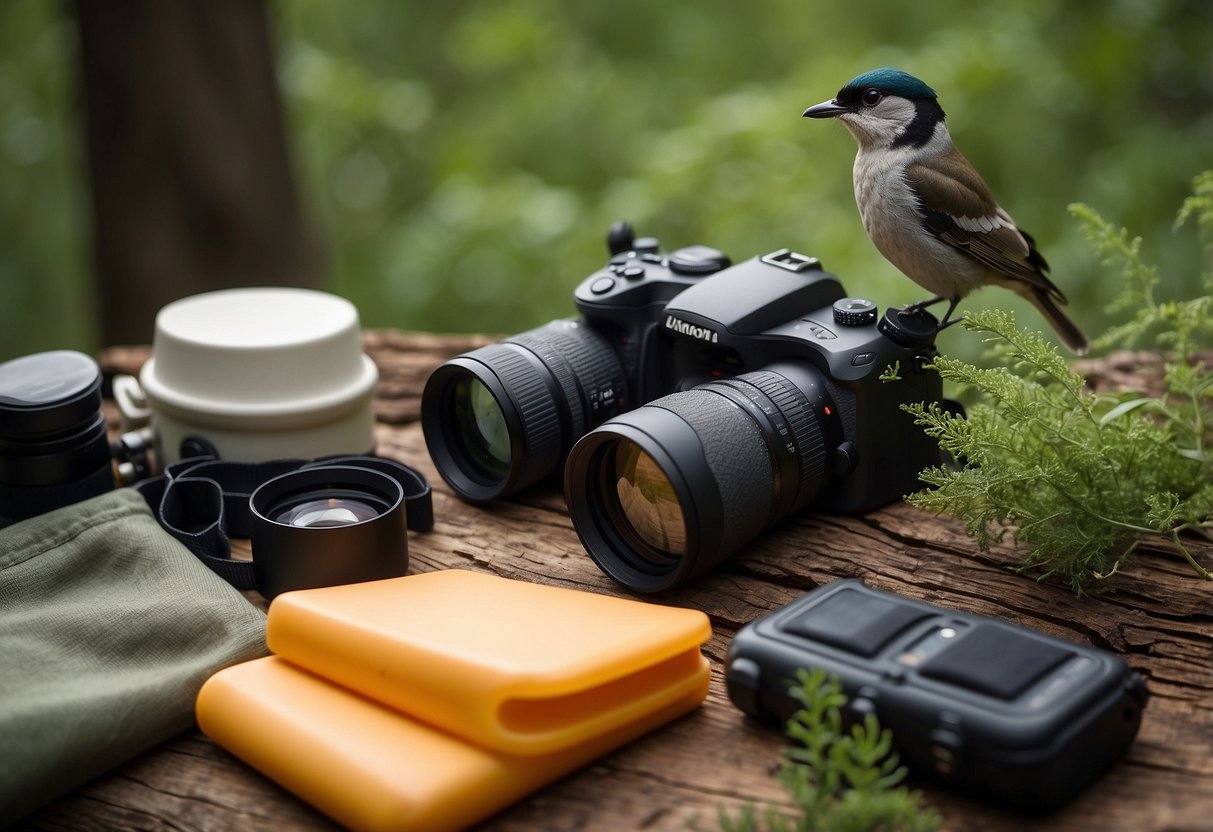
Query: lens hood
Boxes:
[{"xmin": 250, "ymin": 465, "xmax": 408, "ymax": 599}]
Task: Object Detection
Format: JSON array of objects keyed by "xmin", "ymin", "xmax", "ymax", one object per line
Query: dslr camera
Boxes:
[{"xmin": 422, "ymin": 223, "xmax": 951, "ymax": 592}]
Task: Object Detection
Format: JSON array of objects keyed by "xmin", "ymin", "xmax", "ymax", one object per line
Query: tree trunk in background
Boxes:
[{"xmin": 74, "ymin": 0, "xmax": 323, "ymax": 347}]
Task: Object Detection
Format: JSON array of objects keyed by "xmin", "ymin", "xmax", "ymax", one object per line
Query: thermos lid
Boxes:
[{"xmin": 139, "ymin": 287, "xmax": 378, "ymax": 430}]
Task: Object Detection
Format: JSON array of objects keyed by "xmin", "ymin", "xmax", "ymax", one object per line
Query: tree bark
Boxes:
[{"xmin": 73, "ymin": 0, "xmax": 322, "ymax": 347}]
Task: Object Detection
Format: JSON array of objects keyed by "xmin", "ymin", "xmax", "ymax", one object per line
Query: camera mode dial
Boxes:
[
  {"xmin": 878, "ymin": 306, "xmax": 939, "ymax": 349},
  {"xmin": 668, "ymin": 245, "xmax": 730, "ymax": 276},
  {"xmin": 832, "ymin": 298, "xmax": 878, "ymax": 327}
]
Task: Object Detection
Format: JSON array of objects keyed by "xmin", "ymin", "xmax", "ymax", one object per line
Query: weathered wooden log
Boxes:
[{"xmin": 33, "ymin": 332, "xmax": 1211, "ymax": 831}]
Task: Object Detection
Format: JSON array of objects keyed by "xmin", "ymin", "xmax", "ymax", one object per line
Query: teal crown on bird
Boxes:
[{"xmin": 841, "ymin": 68, "xmax": 937, "ymax": 100}]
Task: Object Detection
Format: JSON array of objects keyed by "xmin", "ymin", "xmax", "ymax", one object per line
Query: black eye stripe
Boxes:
[{"xmin": 891, "ymin": 98, "xmax": 946, "ymax": 149}]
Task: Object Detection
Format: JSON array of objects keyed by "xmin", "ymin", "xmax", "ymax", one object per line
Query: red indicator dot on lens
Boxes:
[
  {"xmin": 710, "ymin": 369, "xmax": 722, "ymax": 377},
  {"xmin": 824, "ymin": 406, "xmax": 833, "ymax": 416}
]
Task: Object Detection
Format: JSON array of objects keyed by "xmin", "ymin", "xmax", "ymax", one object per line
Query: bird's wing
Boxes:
[{"xmin": 905, "ymin": 150, "xmax": 1065, "ymax": 302}]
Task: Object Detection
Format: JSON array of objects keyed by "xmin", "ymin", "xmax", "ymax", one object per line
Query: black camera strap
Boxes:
[{"xmin": 133, "ymin": 455, "xmax": 433, "ymax": 592}]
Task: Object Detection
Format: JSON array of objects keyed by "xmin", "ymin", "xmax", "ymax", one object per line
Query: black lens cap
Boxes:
[{"xmin": 0, "ymin": 351, "xmax": 103, "ymax": 440}]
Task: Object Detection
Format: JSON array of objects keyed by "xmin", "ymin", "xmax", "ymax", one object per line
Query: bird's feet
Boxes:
[
  {"xmin": 892, "ymin": 298, "xmax": 965, "ymax": 339},
  {"xmin": 903, "ymin": 295, "xmax": 948, "ymax": 317},
  {"xmin": 900, "ymin": 295, "xmax": 963, "ymax": 335},
  {"xmin": 935, "ymin": 313, "xmax": 966, "ymax": 332}
]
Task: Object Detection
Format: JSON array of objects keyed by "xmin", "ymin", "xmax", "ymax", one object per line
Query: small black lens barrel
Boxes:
[
  {"xmin": 249, "ymin": 465, "xmax": 408, "ymax": 599},
  {"xmin": 565, "ymin": 362, "xmax": 836, "ymax": 592},
  {"xmin": 421, "ymin": 320, "xmax": 626, "ymax": 503},
  {"xmin": 0, "ymin": 351, "xmax": 113, "ymax": 524}
]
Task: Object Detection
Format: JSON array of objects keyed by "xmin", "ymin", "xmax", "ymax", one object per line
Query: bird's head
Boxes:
[{"xmin": 803, "ymin": 67, "xmax": 946, "ymax": 151}]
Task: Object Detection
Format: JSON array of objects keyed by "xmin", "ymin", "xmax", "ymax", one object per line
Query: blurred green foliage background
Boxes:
[{"xmin": 2, "ymin": 0, "xmax": 1211, "ymax": 361}]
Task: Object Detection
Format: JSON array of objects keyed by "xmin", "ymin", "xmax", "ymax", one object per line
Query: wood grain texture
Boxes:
[{"xmin": 35, "ymin": 333, "xmax": 1213, "ymax": 831}]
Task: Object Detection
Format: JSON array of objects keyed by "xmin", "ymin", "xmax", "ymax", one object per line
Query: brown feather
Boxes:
[
  {"xmin": 905, "ymin": 153, "xmax": 1067, "ymax": 299},
  {"xmin": 907, "ymin": 147, "xmax": 999, "ymax": 219},
  {"xmin": 1021, "ymin": 287, "xmax": 1090, "ymax": 355}
]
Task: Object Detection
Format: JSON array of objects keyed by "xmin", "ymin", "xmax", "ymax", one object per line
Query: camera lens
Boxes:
[
  {"xmin": 610, "ymin": 439, "xmax": 686, "ymax": 559},
  {"xmin": 450, "ymin": 376, "xmax": 512, "ymax": 480},
  {"xmin": 565, "ymin": 361, "xmax": 841, "ymax": 592},
  {"xmin": 250, "ymin": 465, "xmax": 408, "ymax": 598},
  {"xmin": 422, "ymin": 320, "xmax": 627, "ymax": 503},
  {"xmin": 0, "ymin": 350, "xmax": 114, "ymax": 524}
]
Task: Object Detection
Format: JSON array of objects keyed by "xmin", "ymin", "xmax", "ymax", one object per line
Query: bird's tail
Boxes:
[{"xmin": 1023, "ymin": 288, "xmax": 1089, "ymax": 355}]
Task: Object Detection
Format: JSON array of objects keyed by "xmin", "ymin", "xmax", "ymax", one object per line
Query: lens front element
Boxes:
[
  {"xmin": 452, "ymin": 376, "xmax": 511, "ymax": 479},
  {"xmin": 275, "ymin": 496, "xmax": 382, "ymax": 528},
  {"xmin": 612, "ymin": 440, "xmax": 686, "ymax": 557}
]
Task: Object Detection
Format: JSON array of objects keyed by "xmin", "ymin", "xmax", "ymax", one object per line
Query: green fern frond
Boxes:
[
  {"xmin": 906, "ymin": 174, "xmax": 1213, "ymax": 594},
  {"xmin": 717, "ymin": 669, "xmax": 940, "ymax": 832}
]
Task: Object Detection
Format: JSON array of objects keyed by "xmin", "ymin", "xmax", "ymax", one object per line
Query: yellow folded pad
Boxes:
[
  {"xmin": 197, "ymin": 656, "xmax": 708, "ymax": 832},
  {"xmin": 197, "ymin": 570, "xmax": 713, "ymax": 831},
  {"xmin": 265, "ymin": 569, "xmax": 713, "ymax": 755}
]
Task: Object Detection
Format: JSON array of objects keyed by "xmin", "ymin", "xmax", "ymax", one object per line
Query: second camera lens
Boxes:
[{"xmin": 566, "ymin": 361, "xmax": 840, "ymax": 592}]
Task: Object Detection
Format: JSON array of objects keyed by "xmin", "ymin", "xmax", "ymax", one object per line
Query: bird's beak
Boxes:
[{"xmin": 803, "ymin": 99, "xmax": 850, "ymax": 119}]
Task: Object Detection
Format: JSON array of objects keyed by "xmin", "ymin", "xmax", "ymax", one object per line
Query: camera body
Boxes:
[
  {"xmin": 422, "ymin": 224, "xmax": 950, "ymax": 590},
  {"xmin": 726, "ymin": 581, "xmax": 1148, "ymax": 811},
  {"xmin": 569, "ymin": 230, "xmax": 943, "ymax": 516}
]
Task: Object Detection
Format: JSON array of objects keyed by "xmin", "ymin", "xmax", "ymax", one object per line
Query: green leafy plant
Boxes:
[
  {"xmin": 904, "ymin": 172, "xmax": 1213, "ymax": 594},
  {"xmin": 717, "ymin": 668, "xmax": 940, "ymax": 832}
]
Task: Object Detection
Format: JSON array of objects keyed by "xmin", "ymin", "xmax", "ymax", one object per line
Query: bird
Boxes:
[{"xmin": 803, "ymin": 67, "xmax": 1088, "ymax": 354}]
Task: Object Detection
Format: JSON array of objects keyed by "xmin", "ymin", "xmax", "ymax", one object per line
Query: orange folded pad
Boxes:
[
  {"xmin": 197, "ymin": 656, "xmax": 707, "ymax": 832},
  {"xmin": 265, "ymin": 569, "xmax": 712, "ymax": 755},
  {"xmin": 196, "ymin": 570, "xmax": 712, "ymax": 832}
]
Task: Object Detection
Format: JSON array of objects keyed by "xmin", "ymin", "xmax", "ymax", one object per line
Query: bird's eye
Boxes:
[{"xmin": 861, "ymin": 88, "xmax": 882, "ymax": 107}]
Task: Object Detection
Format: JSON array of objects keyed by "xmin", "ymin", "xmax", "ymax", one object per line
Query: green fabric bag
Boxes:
[{"xmin": 0, "ymin": 488, "xmax": 268, "ymax": 824}]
